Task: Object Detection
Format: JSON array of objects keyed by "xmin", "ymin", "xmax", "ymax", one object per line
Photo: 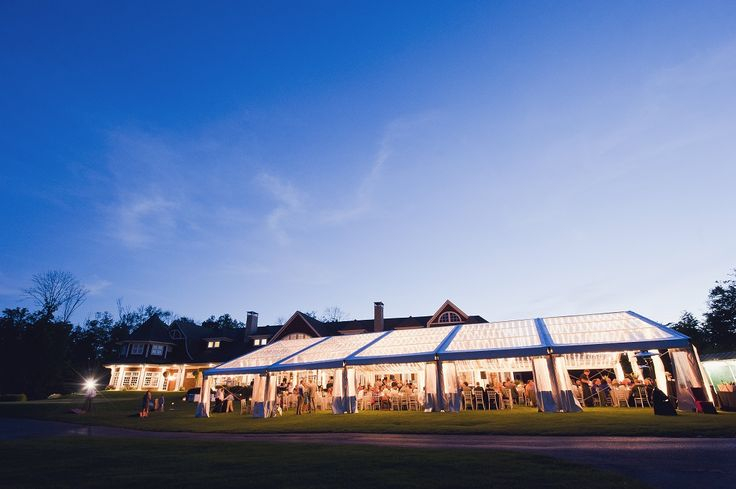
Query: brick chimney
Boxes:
[
  {"xmin": 374, "ymin": 302, "xmax": 384, "ymax": 332},
  {"xmin": 246, "ymin": 311, "xmax": 258, "ymax": 336}
]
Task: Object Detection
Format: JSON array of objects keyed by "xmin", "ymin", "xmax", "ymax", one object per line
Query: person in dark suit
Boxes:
[{"xmin": 580, "ymin": 370, "xmax": 594, "ymax": 407}]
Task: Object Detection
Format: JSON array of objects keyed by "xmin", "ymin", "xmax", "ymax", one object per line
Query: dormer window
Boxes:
[
  {"xmin": 170, "ymin": 329, "xmax": 183, "ymax": 339},
  {"xmin": 207, "ymin": 341, "xmax": 221, "ymax": 348},
  {"xmin": 438, "ymin": 312, "xmax": 462, "ymax": 323},
  {"xmin": 131, "ymin": 343, "xmax": 145, "ymax": 355},
  {"xmin": 151, "ymin": 344, "xmax": 164, "ymax": 356},
  {"xmin": 254, "ymin": 338, "xmax": 268, "ymax": 346}
]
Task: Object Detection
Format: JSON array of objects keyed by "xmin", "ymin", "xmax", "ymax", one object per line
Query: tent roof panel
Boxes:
[
  {"xmin": 543, "ymin": 311, "xmax": 682, "ymax": 347},
  {"xmin": 279, "ymin": 332, "xmax": 385, "ymax": 367},
  {"xmin": 205, "ymin": 310, "xmax": 689, "ymax": 376},
  {"xmin": 215, "ymin": 337, "xmax": 322, "ymax": 370},
  {"xmin": 354, "ymin": 325, "xmax": 455, "ymax": 359},
  {"xmin": 445, "ymin": 319, "xmax": 541, "ymax": 353}
]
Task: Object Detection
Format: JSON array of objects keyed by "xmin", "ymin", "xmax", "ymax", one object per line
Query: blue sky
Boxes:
[{"xmin": 2, "ymin": 1, "xmax": 735, "ymax": 326}]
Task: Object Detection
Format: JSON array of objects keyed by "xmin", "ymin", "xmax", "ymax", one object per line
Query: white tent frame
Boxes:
[{"xmin": 198, "ymin": 310, "xmax": 699, "ymax": 417}]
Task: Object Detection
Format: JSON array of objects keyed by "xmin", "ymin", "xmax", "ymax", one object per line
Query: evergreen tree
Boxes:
[
  {"xmin": 703, "ymin": 269, "xmax": 736, "ymax": 353},
  {"xmin": 672, "ymin": 311, "xmax": 707, "ymax": 350}
]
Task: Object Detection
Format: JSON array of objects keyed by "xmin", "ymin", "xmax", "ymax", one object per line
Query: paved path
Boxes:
[{"xmin": 2, "ymin": 418, "xmax": 734, "ymax": 489}]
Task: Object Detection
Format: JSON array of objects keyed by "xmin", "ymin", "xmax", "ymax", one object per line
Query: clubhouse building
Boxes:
[{"xmin": 105, "ymin": 300, "xmax": 484, "ymax": 391}]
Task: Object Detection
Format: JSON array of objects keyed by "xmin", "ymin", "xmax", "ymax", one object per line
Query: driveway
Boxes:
[{"xmin": 2, "ymin": 417, "xmax": 734, "ymax": 489}]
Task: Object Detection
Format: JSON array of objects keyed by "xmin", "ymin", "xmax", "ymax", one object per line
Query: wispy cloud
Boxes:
[
  {"xmin": 321, "ymin": 112, "xmax": 438, "ymax": 225},
  {"xmin": 256, "ymin": 172, "xmax": 305, "ymax": 245},
  {"xmin": 84, "ymin": 278, "xmax": 112, "ymax": 296}
]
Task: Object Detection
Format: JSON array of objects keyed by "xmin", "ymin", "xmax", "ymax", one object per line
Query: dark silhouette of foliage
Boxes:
[
  {"xmin": 702, "ymin": 269, "xmax": 736, "ymax": 353},
  {"xmin": 202, "ymin": 313, "xmax": 244, "ymax": 330}
]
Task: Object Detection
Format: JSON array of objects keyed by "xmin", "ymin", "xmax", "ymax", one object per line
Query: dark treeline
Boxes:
[
  {"xmin": 671, "ymin": 269, "xmax": 736, "ymax": 353},
  {"xmin": 0, "ymin": 302, "xmax": 177, "ymax": 399}
]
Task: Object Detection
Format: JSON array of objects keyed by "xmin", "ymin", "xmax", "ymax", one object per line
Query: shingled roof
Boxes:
[{"xmin": 127, "ymin": 315, "xmax": 175, "ymax": 344}]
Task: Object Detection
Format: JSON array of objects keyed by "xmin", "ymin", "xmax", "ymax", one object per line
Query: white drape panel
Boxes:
[
  {"xmin": 627, "ymin": 351, "xmax": 642, "ymax": 379},
  {"xmin": 424, "ymin": 362, "xmax": 440, "ymax": 411},
  {"xmin": 417, "ymin": 364, "xmax": 426, "ymax": 406},
  {"xmin": 614, "ymin": 362, "xmax": 626, "ymax": 381},
  {"xmin": 649, "ymin": 351, "xmax": 668, "ymax": 395},
  {"xmin": 692, "ymin": 346, "xmax": 715, "ymax": 403},
  {"xmin": 671, "ymin": 349, "xmax": 709, "ymax": 411},
  {"xmin": 195, "ymin": 376, "xmax": 211, "ymax": 418},
  {"xmin": 264, "ymin": 373, "xmax": 277, "ymax": 417},
  {"xmin": 442, "ymin": 362, "xmax": 460, "ymax": 412},
  {"xmin": 531, "ymin": 357, "xmax": 558, "ymax": 412},
  {"xmin": 251, "ymin": 374, "xmax": 266, "ymax": 417},
  {"xmin": 331, "ymin": 368, "xmax": 345, "ymax": 414},
  {"xmin": 553, "ymin": 356, "xmax": 583, "ymax": 413},
  {"xmin": 346, "ymin": 367, "xmax": 357, "ymax": 413}
]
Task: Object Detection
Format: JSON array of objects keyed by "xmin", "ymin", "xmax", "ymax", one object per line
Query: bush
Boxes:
[{"xmin": 0, "ymin": 393, "xmax": 27, "ymax": 402}]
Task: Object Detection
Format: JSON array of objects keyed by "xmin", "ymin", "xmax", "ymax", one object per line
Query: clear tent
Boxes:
[{"xmin": 200, "ymin": 311, "xmax": 698, "ymax": 416}]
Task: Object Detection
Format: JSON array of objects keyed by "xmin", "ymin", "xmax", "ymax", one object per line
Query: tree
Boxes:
[
  {"xmin": 24, "ymin": 271, "xmax": 88, "ymax": 322},
  {"xmin": 320, "ymin": 307, "xmax": 347, "ymax": 323},
  {"xmin": 0, "ymin": 307, "xmax": 73, "ymax": 398},
  {"xmin": 116, "ymin": 299, "xmax": 173, "ymax": 332},
  {"xmin": 671, "ymin": 311, "xmax": 706, "ymax": 350},
  {"xmin": 703, "ymin": 269, "xmax": 736, "ymax": 352}
]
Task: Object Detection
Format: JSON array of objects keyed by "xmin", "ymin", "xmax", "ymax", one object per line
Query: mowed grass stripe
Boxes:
[{"xmin": 0, "ymin": 437, "xmax": 650, "ymax": 489}]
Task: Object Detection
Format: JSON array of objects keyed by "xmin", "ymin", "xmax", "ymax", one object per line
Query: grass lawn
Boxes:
[
  {"xmin": 1, "ymin": 391, "xmax": 735, "ymax": 437},
  {"xmin": 0, "ymin": 437, "xmax": 649, "ymax": 489}
]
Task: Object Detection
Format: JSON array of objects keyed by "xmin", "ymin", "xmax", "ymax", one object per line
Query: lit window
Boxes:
[
  {"xmin": 131, "ymin": 344, "xmax": 144, "ymax": 355},
  {"xmin": 253, "ymin": 338, "xmax": 268, "ymax": 346},
  {"xmin": 122, "ymin": 371, "xmax": 140, "ymax": 387},
  {"xmin": 207, "ymin": 341, "xmax": 220, "ymax": 348},
  {"xmin": 438, "ymin": 312, "xmax": 462, "ymax": 323},
  {"xmin": 151, "ymin": 344, "xmax": 164, "ymax": 356},
  {"xmin": 142, "ymin": 372, "xmax": 162, "ymax": 388}
]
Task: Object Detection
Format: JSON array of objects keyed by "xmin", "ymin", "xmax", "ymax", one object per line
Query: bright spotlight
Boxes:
[{"xmin": 84, "ymin": 379, "xmax": 96, "ymax": 391}]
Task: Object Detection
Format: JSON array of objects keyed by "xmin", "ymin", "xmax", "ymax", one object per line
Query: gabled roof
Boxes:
[
  {"xmin": 126, "ymin": 315, "xmax": 175, "ymax": 344},
  {"xmin": 427, "ymin": 299, "xmax": 469, "ymax": 325},
  {"xmin": 270, "ymin": 307, "xmax": 488, "ymax": 341}
]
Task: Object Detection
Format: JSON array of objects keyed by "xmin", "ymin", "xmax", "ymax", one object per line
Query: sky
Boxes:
[{"xmin": 1, "ymin": 1, "xmax": 735, "ymax": 326}]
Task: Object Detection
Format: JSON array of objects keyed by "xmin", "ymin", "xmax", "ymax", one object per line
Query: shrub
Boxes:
[{"xmin": 0, "ymin": 394, "xmax": 27, "ymax": 402}]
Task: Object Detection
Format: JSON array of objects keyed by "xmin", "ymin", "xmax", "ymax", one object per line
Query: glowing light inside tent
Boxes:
[
  {"xmin": 280, "ymin": 332, "xmax": 385, "ymax": 365},
  {"xmin": 446, "ymin": 320, "xmax": 541, "ymax": 352},
  {"xmin": 354, "ymin": 325, "xmax": 455, "ymax": 358},
  {"xmin": 544, "ymin": 312, "xmax": 673, "ymax": 346},
  {"xmin": 216, "ymin": 337, "xmax": 322, "ymax": 369}
]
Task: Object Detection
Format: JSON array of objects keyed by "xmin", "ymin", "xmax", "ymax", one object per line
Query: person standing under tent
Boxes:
[
  {"xmin": 296, "ymin": 380, "xmax": 305, "ymax": 415},
  {"xmin": 308, "ymin": 380, "xmax": 318, "ymax": 413},
  {"xmin": 214, "ymin": 387, "xmax": 225, "ymax": 413},
  {"xmin": 525, "ymin": 380, "xmax": 536, "ymax": 407},
  {"xmin": 224, "ymin": 392, "xmax": 234, "ymax": 413},
  {"xmin": 580, "ymin": 370, "xmax": 594, "ymax": 407}
]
